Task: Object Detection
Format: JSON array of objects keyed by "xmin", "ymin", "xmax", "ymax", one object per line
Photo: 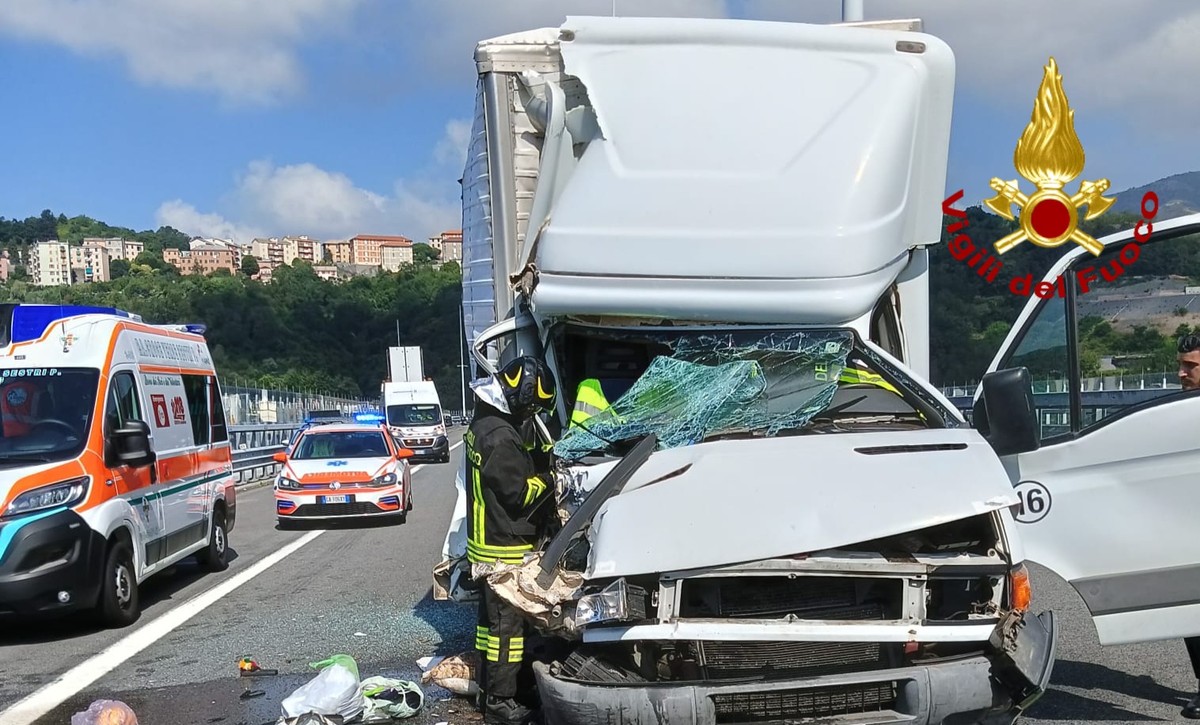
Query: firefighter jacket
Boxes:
[{"xmin": 464, "ymin": 407, "xmax": 556, "ymax": 565}]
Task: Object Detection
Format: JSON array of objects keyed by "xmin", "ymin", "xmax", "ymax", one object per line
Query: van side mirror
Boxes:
[
  {"xmin": 272, "ymin": 452, "xmax": 288, "ymax": 464},
  {"xmin": 976, "ymin": 367, "xmax": 1040, "ymax": 457},
  {"xmin": 396, "ymin": 448, "xmax": 415, "ymax": 460},
  {"xmin": 110, "ymin": 419, "xmax": 156, "ymax": 468}
]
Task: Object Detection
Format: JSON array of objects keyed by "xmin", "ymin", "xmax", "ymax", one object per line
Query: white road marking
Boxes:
[
  {"xmin": 0, "ymin": 440, "xmax": 464, "ymax": 723},
  {"xmin": 0, "ymin": 529, "xmax": 325, "ymax": 725}
]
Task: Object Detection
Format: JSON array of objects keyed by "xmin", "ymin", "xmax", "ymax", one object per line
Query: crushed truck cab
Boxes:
[{"xmin": 445, "ymin": 15, "xmax": 1065, "ymax": 724}]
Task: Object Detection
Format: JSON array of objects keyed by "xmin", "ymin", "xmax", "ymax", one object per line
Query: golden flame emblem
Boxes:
[{"xmin": 986, "ymin": 58, "xmax": 1114, "ymax": 256}]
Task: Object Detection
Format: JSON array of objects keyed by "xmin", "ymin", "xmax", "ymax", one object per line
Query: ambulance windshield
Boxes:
[{"xmin": 0, "ymin": 367, "xmax": 99, "ymax": 465}]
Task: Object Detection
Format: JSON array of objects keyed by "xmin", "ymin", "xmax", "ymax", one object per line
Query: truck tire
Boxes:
[
  {"xmin": 197, "ymin": 508, "xmax": 229, "ymax": 572},
  {"xmin": 97, "ymin": 539, "xmax": 140, "ymax": 628}
]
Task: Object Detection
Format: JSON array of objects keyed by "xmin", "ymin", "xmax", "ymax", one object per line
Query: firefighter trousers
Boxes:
[{"xmin": 476, "ymin": 583, "xmax": 528, "ymax": 699}]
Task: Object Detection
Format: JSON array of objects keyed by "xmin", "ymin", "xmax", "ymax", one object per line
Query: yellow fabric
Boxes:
[
  {"xmin": 838, "ymin": 366, "xmax": 900, "ymax": 395},
  {"xmin": 569, "ymin": 378, "xmax": 612, "ymax": 428}
]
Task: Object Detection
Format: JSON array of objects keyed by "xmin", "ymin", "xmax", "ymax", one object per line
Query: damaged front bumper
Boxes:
[{"xmin": 534, "ymin": 610, "xmax": 1057, "ymax": 725}]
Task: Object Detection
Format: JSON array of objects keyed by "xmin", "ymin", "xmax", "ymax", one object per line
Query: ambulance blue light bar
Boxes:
[
  {"xmin": 184, "ymin": 324, "xmax": 207, "ymax": 335},
  {"xmin": 8, "ymin": 304, "xmax": 141, "ymax": 345},
  {"xmin": 354, "ymin": 412, "xmax": 386, "ymax": 423}
]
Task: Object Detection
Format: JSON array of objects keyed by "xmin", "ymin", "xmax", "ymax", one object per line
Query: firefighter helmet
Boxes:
[{"xmin": 497, "ymin": 356, "xmax": 557, "ymax": 417}]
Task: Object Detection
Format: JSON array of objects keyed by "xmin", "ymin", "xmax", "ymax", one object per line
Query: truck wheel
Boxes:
[
  {"xmin": 97, "ymin": 539, "xmax": 140, "ymax": 628},
  {"xmin": 197, "ymin": 508, "xmax": 229, "ymax": 572}
]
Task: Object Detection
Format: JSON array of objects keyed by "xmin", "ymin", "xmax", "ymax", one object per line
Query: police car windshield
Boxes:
[
  {"xmin": 386, "ymin": 404, "xmax": 441, "ymax": 427},
  {"xmin": 292, "ymin": 430, "xmax": 391, "ymax": 460},
  {"xmin": 0, "ymin": 367, "xmax": 99, "ymax": 465}
]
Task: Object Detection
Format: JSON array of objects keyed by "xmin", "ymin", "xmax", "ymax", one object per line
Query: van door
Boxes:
[
  {"xmin": 980, "ymin": 214, "xmax": 1200, "ymax": 645},
  {"xmin": 141, "ymin": 370, "xmax": 202, "ymax": 563},
  {"xmin": 104, "ymin": 369, "xmax": 163, "ymax": 567}
]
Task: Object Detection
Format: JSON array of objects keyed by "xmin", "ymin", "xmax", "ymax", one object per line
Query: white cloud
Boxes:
[
  {"xmin": 435, "ymin": 119, "xmax": 474, "ymax": 168},
  {"xmin": 0, "ymin": 0, "xmax": 361, "ymax": 105},
  {"xmin": 155, "ymin": 200, "xmax": 267, "ymax": 242},
  {"xmin": 155, "ymin": 158, "xmax": 461, "ymax": 245}
]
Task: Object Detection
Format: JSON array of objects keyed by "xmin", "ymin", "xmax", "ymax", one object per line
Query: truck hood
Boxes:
[
  {"xmin": 527, "ymin": 16, "xmax": 955, "ymax": 324},
  {"xmin": 584, "ymin": 428, "xmax": 1017, "ymax": 578}
]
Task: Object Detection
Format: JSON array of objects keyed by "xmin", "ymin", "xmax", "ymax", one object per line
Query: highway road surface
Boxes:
[{"xmin": 2, "ymin": 429, "xmax": 1198, "ymax": 724}]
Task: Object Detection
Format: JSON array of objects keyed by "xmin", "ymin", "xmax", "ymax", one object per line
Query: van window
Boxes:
[
  {"xmin": 387, "ymin": 404, "xmax": 442, "ymax": 426},
  {"xmin": 209, "ymin": 378, "xmax": 228, "ymax": 444},
  {"xmin": 105, "ymin": 371, "xmax": 142, "ymax": 431},
  {"xmin": 181, "ymin": 374, "xmax": 210, "ymax": 446},
  {"xmin": 0, "ymin": 367, "xmax": 100, "ymax": 465}
]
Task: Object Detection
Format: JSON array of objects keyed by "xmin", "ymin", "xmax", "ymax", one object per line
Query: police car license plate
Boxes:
[{"xmin": 320, "ymin": 495, "xmax": 350, "ymax": 504}]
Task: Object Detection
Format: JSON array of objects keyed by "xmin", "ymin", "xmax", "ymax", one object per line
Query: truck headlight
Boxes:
[
  {"xmin": 4, "ymin": 476, "xmax": 91, "ymax": 517},
  {"xmin": 276, "ymin": 476, "xmax": 301, "ymax": 491},
  {"xmin": 574, "ymin": 578, "xmax": 649, "ymax": 628}
]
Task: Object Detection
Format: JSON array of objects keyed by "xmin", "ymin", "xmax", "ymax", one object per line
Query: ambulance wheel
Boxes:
[
  {"xmin": 198, "ymin": 508, "xmax": 229, "ymax": 572},
  {"xmin": 97, "ymin": 539, "xmax": 140, "ymax": 628}
]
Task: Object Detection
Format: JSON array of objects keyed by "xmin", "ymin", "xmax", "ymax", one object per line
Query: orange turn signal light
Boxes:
[{"xmin": 1009, "ymin": 564, "xmax": 1032, "ymax": 612}]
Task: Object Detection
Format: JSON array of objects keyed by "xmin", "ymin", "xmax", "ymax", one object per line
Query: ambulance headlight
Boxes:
[
  {"xmin": 574, "ymin": 579, "xmax": 649, "ymax": 628},
  {"xmin": 276, "ymin": 476, "xmax": 301, "ymax": 491},
  {"xmin": 4, "ymin": 476, "xmax": 91, "ymax": 517},
  {"xmin": 371, "ymin": 472, "xmax": 398, "ymax": 487}
]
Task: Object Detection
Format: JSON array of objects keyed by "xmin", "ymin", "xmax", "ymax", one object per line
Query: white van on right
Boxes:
[{"xmin": 977, "ymin": 211, "xmax": 1200, "ymax": 647}]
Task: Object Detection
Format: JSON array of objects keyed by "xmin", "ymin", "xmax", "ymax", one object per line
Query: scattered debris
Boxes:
[
  {"xmin": 361, "ymin": 676, "xmax": 424, "ymax": 721},
  {"xmin": 275, "ymin": 714, "xmax": 343, "ymax": 725},
  {"xmin": 281, "ymin": 655, "xmax": 367, "ymax": 722},
  {"xmin": 417, "ymin": 652, "xmax": 480, "ymax": 698},
  {"xmin": 239, "ymin": 656, "xmax": 279, "ymax": 677},
  {"xmin": 70, "ymin": 699, "xmax": 139, "ymax": 725},
  {"xmin": 240, "ymin": 689, "xmax": 266, "ymax": 700}
]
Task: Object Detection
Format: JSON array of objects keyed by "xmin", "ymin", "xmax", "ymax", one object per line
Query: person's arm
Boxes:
[{"xmin": 481, "ymin": 428, "xmax": 552, "ymax": 518}]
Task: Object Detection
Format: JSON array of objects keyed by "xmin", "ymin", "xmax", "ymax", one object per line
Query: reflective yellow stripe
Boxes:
[
  {"xmin": 467, "ymin": 540, "xmax": 533, "ymax": 564},
  {"xmin": 838, "ymin": 367, "xmax": 900, "ymax": 394},
  {"xmin": 570, "ymin": 379, "xmax": 611, "ymax": 427},
  {"xmin": 523, "ymin": 476, "xmax": 547, "ymax": 506}
]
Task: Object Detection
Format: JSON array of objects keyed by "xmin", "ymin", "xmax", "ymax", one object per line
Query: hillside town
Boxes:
[{"xmin": 0, "ymin": 229, "xmax": 464, "ymax": 286}]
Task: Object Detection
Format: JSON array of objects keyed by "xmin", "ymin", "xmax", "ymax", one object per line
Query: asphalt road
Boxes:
[{"xmin": 1, "ymin": 430, "xmax": 1199, "ymax": 724}]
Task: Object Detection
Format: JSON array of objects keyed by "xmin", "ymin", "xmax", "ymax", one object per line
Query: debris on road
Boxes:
[
  {"xmin": 417, "ymin": 652, "xmax": 479, "ymax": 698},
  {"xmin": 240, "ymin": 656, "xmax": 280, "ymax": 677},
  {"xmin": 70, "ymin": 699, "xmax": 139, "ymax": 725},
  {"xmin": 276, "ymin": 714, "xmax": 343, "ymax": 724},
  {"xmin": 281, "ymin": 655, "xmax": 367, "ymax": 721},
  {"xmin": 361, "ymin": 676, "xmax": 425, "ymax": 720}
]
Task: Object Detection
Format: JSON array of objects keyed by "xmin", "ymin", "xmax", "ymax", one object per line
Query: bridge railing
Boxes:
[{"xmin": 218, "ymin": 383, "xmax": 375, "ymax": 427}]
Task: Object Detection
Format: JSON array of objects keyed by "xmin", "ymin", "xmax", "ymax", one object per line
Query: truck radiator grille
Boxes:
[
  {"xmin": 681, "ymin": 577, "xmax": 899, "ymax": 620},
  {"xmin": 711, "ymin": 681, "xmax": 897, "ymax": 724},
  {"xmin": 698, "ymin": 638, "xmax": 889, "ymax": 680}
]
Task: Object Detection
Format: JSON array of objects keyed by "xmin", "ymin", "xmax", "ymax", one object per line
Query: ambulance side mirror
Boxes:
[{"xmin": 111, "ymin": 419, "xmax": 156, "ymax": 468}]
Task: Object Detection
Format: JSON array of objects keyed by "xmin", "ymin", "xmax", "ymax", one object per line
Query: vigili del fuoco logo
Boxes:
[{"xmin": 942, "ymin": 57, "xmax": 1160, "ymax": 298}]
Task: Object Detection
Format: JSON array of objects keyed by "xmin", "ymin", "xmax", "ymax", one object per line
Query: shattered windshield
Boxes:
[{"xmin": 552, "ymin": 327, "xmax": 947, "ymax": 462}]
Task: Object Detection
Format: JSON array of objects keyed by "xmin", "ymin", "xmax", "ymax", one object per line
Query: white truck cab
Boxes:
[{"xmin": 441, "ymin": 14, "xmax": 1196, "ymax": 725}]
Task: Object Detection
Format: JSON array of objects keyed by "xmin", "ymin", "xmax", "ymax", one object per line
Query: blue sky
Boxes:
[{"xmin": 1, "ymin": 0, "xmax": 1196, "ymax": 245}]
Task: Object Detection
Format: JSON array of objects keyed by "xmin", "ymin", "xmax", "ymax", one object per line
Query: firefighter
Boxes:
[{"xmin": 464, "ymin": 355, "xmax": 558, "ymax": 724}]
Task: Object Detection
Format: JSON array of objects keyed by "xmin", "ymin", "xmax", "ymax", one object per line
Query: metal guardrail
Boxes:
[{"xmin": 229, "ymin": 424, "xmax": 298, "ymax": 487}]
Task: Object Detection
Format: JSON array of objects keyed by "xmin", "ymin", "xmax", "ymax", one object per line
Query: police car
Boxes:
[{"xmin": 273, "ymin": 420, "xmax": 414, "ymax": 527}]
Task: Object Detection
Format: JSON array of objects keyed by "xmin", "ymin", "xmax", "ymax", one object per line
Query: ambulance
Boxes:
[{"xmin": 0, "ymin": 304, "xmax": 235, "ymax": 627}]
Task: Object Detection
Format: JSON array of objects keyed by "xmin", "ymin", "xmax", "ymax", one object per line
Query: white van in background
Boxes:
[{"xmin": 381, "ymin": 380, "xmax": 449, "ymax": 463}]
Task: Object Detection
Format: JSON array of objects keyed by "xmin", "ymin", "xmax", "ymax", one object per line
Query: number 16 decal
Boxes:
[{"xmin": 1013, "ymin": 481, "xmax": 1052, "ymax": 524}]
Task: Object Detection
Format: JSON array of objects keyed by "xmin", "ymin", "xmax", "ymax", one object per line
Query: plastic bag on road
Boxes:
[
  {"xmin": 280, "ymin": 661, "xmax": 367, "ymax": 721},
  {"xmin": 361, "ymin": 676, "xmax": 424, "ymax": 721},
  {"xmin": 71, "ymin": 700, "xmax": 138, "ymax": 725}
]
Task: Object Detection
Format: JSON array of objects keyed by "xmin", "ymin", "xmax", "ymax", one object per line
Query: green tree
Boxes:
[
  {"xmin": 240, "ymin": 255, "xmax": 260, "ymax": 277},
  {"xmin": 412, "ymin": 243, "xmax": 440, "ymax": 265},
  {"xmin": 109, "ymin": 258, "xmax": 131, "ymax": 280}
]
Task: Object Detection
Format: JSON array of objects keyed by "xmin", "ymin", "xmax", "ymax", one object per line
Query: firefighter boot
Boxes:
[
  {"xmin": 484, "ymin": 694, "xmax": 533, "ymax": 724},
  {"xmin": 1183, "ymin": 686, "xmax": 1200, "ymax": 719}
]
